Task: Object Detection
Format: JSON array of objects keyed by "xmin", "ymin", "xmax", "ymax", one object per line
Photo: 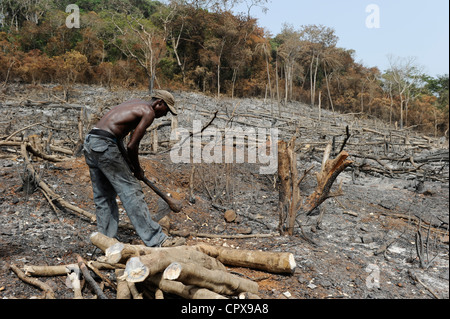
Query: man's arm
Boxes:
[{"xmin": 127, "ymin": 109, "xmax": 155, "ymax": 180}]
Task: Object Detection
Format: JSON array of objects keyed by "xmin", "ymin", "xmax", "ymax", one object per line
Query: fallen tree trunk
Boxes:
[
  {"xmin": 163, "ymin": 261, "xmax": 259, "ymax": 296},
  {"xmin": 21, "ymin": 143, "xmax": 97, "ymax": 223}
]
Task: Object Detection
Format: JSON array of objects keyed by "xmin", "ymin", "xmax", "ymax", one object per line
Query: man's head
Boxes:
[{"xmin": 151, "ymin": 90, "xmax": 177, "ymax": 117}]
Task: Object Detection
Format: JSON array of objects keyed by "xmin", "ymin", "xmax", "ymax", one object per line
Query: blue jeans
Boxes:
[{"xmin": 83, "ymin": 134, "xmax": 167, "ymax": 247}]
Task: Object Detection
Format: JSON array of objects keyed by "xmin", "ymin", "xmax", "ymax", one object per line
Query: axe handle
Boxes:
[
  {"xmin": 116, "ymin": 142, "xmax": 182, "ymax": 213},
  {"xmin": 142, "ymin": 176, "xmax": 182, "ymax": 213}
]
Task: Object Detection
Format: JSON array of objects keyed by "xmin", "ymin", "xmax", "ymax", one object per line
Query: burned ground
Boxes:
[{"xmin": 0, "ymin": 84, "xmax": 448, "ymax": 299}]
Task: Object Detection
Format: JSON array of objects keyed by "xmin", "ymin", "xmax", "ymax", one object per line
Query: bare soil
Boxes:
[{"xmin": 0, "ymin": 84, "xmax": 448, "ymax": 300}]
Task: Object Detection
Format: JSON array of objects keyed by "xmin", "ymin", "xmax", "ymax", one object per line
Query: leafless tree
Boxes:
[{"xmin": 387, "ymin": 55, "xmax": 424, "ymax": 129}]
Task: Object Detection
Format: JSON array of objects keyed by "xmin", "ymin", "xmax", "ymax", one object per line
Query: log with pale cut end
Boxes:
[
  {"xmin": 91, "ymin": 232, "xmax": 153, "ymax": 264},
  {"xmin": 90, "ymin": 232, "xmax": 120, "ymax": 252},
  {"xmin": 163, "ymin": 262, "xmax": 259, "ymax": 296},
  {"xmin": 105, "ymin": 243, "xmax": 126, "ymax": 264},
  {"xmin": 148, "ymin": 274, "xmax": 228, "ymax": 300},
  {"xmin": 122, "ymin": 249, "xmax": 226, "ymax": 283},
  {"xmin": 194, "ymin": 244, "xmax": 297, "ymax": 274},
  {"xmin": 121, "ymin": 257, "xmax": 150, "ymax": 283}
]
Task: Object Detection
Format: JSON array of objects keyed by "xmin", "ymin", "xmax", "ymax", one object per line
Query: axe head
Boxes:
[{"xmin": 151, "ymin": 197, "xmax": 172, "ymax": 223}]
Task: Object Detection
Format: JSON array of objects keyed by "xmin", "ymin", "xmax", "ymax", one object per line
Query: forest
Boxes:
[{"xmin": 0, "ymin": 0, "xmax": 448, "ymax": 136}]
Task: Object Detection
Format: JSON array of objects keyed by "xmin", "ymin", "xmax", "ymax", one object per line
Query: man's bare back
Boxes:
[
  {"xmin": 96, "ymin": 100, "xmax": 154, "ymax": 139},
  {"xmin": 94, "ymin": 98, "xmax": 170, "ymax": 180}
]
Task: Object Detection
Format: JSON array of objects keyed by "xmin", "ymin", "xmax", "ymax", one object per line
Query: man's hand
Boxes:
[{"xmin": 134, "ymin": 168, "xmax": 145, "ymax": 181}]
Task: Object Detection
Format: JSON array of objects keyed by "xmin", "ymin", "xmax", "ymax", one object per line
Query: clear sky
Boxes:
[{"xmin": 233, "ymin": 0, "xmax": 449, "ymax": 77}]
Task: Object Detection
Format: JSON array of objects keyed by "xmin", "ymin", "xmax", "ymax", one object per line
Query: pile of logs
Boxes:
[
  {"xmin": 91, "ymin": 232, "xmax": 296, "ymax": 299},
  {"xmin": 9, "ymin": 232, "xmax": 296, "ymax": 299}
]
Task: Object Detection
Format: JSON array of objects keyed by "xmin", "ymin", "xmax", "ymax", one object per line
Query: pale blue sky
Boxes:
[{"xmin": 233, "ymin": 0, "xmax": 449, "ymax": 77}]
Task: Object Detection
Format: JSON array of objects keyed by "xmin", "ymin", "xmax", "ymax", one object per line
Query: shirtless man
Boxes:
[{"xmin": 83, "ymin": 90, "xmax": 184, "ymax": 247}]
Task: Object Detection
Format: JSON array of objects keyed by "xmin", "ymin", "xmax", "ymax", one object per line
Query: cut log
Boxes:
[
  {"xmin": 24, "ymin": 264, "xmax": 79, "ymax": 277},
  {"xmin": 91, "ymin": 232, "xmax": 147, "ymax": 264},
  {"xmin": 163, "ymin": 262, "xmax": 259, "ymax": 296},
  {"xmin": 147, "ymin": 274, "xmax": 228, "ymax": 300},
  {"xmin": 90, "ymin": 232, "xmax": 120, "ymax": 252},
  {"xmin": 121, "ymin": 247, "xmax": 226, "ymax": 283},
  {"xmin": 91, "ymin": 232, "xmax": 166, "ymax": 264},
  {"xmin": 92, "ymin": 233, "xmax": 295, "ymax": 276},
  {"xmin": 194, "ymin": 243, "xmax": 297, "ymax": 274},
  {"xmin": 103, "ymin": 242, "xmax": 169, "ymax": 265},
  {"xmin": 23, "ymin": 261, "xmax": 120, "ymax": 277}
]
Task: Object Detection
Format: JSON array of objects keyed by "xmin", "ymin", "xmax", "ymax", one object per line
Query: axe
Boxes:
[{"xmin": 141, "ymin": 176, "xmax": 183, "ymax": 222}]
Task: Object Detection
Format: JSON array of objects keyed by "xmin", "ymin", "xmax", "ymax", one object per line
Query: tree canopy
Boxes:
[{"xmin": 0, "ymin": 0, "xmax": 448, "ymax": 135}]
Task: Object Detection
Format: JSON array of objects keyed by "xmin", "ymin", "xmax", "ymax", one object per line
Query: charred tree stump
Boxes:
[
  {"xmin": 303, "ymin": 144, "xmax": 353, "ymax": 214},
  {"xmin": 278, "ymin": 138, "xmax": 353, "ymax": 236},
  {"xmin": 278, "ymin": 137, "xmax": 301, "ymax": 235}
]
